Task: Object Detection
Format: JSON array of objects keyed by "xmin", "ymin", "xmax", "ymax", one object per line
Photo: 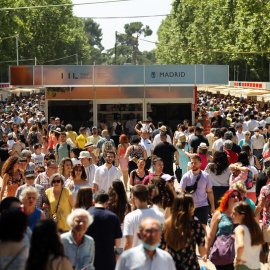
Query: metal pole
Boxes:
[
  {"xmin": 35, "ymin": 57, "xmax": 37, "ymax": 66},
  {"xmin": 76, "ymin": 54, "xmax": 78, "ymax": 65},
  {"xmin": 115, "ymin": 31, "xmax": 117, "ymax": 65},
  {"xmin": 16, "ymin": 35, "xmax": 19, "ymax": 66}
]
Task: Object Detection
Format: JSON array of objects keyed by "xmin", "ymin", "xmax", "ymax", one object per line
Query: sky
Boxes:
[{"xmin": 72, "ymin": 0, "xmax": 173, "ymax": 52}]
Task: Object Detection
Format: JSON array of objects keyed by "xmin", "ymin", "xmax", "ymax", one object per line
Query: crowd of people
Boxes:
[{"xmin": 1, "ymin": 93, "xmax": 270, "ymax": 270}]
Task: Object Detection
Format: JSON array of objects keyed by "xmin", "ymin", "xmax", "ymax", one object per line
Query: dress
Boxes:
[
  {"xmin": 5, "ymin": 171, "xmax": 24, "ymax": 197},
  {"xmin": 177, "ymin": 144, "xmax": 190, "ymax": 175},
  {"xmin": 119, "ymin": 144, "xmax": 129, "ymax": 171},
  {"xmin": 46, "ymin": 187, "xmax": 72, "ymax": 232},
  {"xmin": 160, "ymin": 218, "xmax": 205, "ymax": 270}
]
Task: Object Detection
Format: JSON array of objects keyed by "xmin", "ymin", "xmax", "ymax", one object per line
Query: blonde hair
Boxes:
[{"xmin": 231, "ymin": 181, "xmax": 247, "ymax": 196}]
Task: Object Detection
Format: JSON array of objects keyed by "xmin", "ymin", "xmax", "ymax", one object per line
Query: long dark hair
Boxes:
[
  {"xmin": 107, "ymin": 180, "xmax": 131, "ymax": 224},
  {"xmin": 209, "ymin": 150, "xmax": 229, "ymax": 175},
  {"xmin": 233, "ymin": 202, "xmax": 264, "ymax": 246},
  {"xmin": 164, "ymin": 194, "xmax": 194, "ymax": 250},
  {"xmin": 237, "ymin": 151, "xmax": 250, "ymax": 166},
  {"xmin": 25, "ymin": 219, "xmax": 66, "ymax": 270}
]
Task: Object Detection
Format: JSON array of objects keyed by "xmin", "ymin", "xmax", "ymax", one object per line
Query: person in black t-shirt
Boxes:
[
  {"xmin": 86, "ymin": 190, "xmax": 122, "ymax": 270},
  {"xmin": 0, "ymin": 132, "xmax": 9, "ymax": 172},
  {"xmin": 190, "ymin": 127, "xmax": 209, "ymax": 153},
  {"xmin": 152, "ymin": 132, "xmax": 179, "ymax": 175}
]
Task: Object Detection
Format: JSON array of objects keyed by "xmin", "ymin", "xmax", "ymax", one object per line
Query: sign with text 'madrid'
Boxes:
[{"xmin": 10, "ymin": 65, "xmax": 229, "ymax": 86}]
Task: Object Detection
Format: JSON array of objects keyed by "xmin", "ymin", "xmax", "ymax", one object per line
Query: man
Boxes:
[
  {"xmin": 47, "ymin": 116, "xmax": 56, "ymax": 132},
  {"xmin": 75, "ymin": 127, "xmax": 88, "ymax": 149},
  {"xmin": 152, "ymin": 126, "xmax": 172, "ymax": 147},
  {"xmin": 15, "ymin": 168, "xmax": 49, "ymax": 210},
  {"xmin": 153, "ymin": 132, "xmax": 179, "ymax": 175},
  {"xmin": 96, "ymin": 130, "xmax": 115, "ymax": 157},
  {"xmin": 125, "ymin": 113, "xmax": 137, "ymax": 135},
  {"xmin": 236, "ymin": 123, "xmax": 245, "ymax": 142},
  {"xmin": 84, "ymin": 142, "xmax": 98, "ymax": 165},
  {"xmin": 11, "ymin": 111, "xmax": 23, "ymax": 124},
  {"xmin": 55, "ymin": 117, "xmax": 66, "ymax": 131},
  {"xmin": 223, "ymin": 140, "xmax": 238, "ymax": 164},
  {"xmin": 123, "ymin": 185, "xmax": 165, "ymax": 250},
  {"xmin": 116, "ymin": 218, "xmax": 176, "ymax": 270},
  {"xmin": 55, "ymin": 132, "xmax": 71, "ymax": 164},
  {"xmin": 251, "ymin": 127, "xmax": 264, "ymax": 160},
  {"xmin": 31, "ymin": 143, "xmax": 45, "ymax": 166},
  {"xmin": 139, "ymin": 129, "xmax": 154, "ymax": 170},
  {"xmin": 86, "ymin": 190, "xmax": 122, "ymax": 270},
  {"xmin": 220, "ymin": 131, "xmax": 241, "ymax": 154},
  {"xmin": 35, "ymin": 159, "xmax": 58, "ymax": 190},
  {"xmin": 258, "ymin": 125, "xmax": 267, "ymax": 143},
  {"xmin": 79, "ymin": 151, "xmax": 97, "ymax": 187},
  {"xmin": 190, "ymin": 126, "xmax": 209, "ymax": 153},
  {"xmin": 65, "ymin": 124, "xmax": 77, "ymax": 145},
  {"xmin": 21, "ymin": 149, "xmax": 35, "ymax": 172},
  {"xmin": 61, "ymin": 209, "xmax": 95, "ymax": 270},
  {"xmin": 206, "ymin": 128, "xmax": 215, "ymax": 155},
  {"xmin": 93, "ymin": 151, "xmax": 120, "ymax": 192},
  {"xmin": 151, "ymin": 122, "xmax": 164, "ymax": 141},
  {"xmin": 111, "ymin": 115, "xmax": 123, "ymax": 147},
  {"xmin": 247, "ymin": 114, "xmax": 259, "ymax": 135},
  {"xmin": 259, "ymin": 114, "xmax": 267, "ymax": 129},
  {"xmin": 87, "ymin": 126, "xmax": 101, "ymax": 157},
  {"xmin": 202, "ymin": 113, "xmax": 211, "ymax": 136},
  {"xmin": 142, "ymin": 157, "xmax": 164, "ymax": 185},
  {"xmin": 0, "ymin": 132, "xmax": 9, "ymax": 172},
  {"xmin": 211, "ymin": 127, "xmax": 227, "ymax": 156},
  {"xmin": 178, "ymin": 155, "xmax": 215, "ymax": 228}
]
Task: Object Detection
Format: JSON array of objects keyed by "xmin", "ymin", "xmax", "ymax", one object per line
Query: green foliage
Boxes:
[{"xmin": 156, "ymin": 0, "xmax": 270, "ymax": 81}]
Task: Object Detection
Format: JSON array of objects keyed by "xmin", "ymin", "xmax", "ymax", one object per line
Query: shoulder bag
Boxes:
[
  {"xmin": 53, "ymin": 188, "xmax": 63, "ymax": 223},
  {"xmin": 3, "ymin": 245, "xmax": 26, "ymax": 270},
  {"xmin": 185, "ymin": 171, "xmax": 201, "ymax": 194}
]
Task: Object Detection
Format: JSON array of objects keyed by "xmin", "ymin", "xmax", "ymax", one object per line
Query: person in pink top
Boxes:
[
  {"xmin": 182, "ymin": 142, "xmax": 212, "ymax": 170},
  {"xmin": 142, "ymin": 157, "xmax": 164, "ymax": 185}
]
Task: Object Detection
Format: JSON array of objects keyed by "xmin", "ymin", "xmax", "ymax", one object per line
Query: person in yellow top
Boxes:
[
  {"xmin": 46, "ymin": 173, "xmax": 73, "ymax": 232},
  {"xmin": 75, "ymin": 127, "xmax": 88, "ymax": 149},
  {"xmin": 66, "ymin": 124, "xmax": 77, "ymax": 144}
]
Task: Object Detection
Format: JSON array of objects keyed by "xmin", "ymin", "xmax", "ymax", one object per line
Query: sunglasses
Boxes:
[
  {"xmin": 52, "ymin": 179, "xmax": 61, "ymax": 184},
  {"xmin": 230, "ymin": 194, "xmax": 240, "ymax": 199},
  {"xmin": 38, "ymin": 170, "xmax": 45, "ymax": 173},
  {"xmin": 75, "ymin": 169, "xmax": 83, "ymax": 172},
  {"xmin": 44, "ymin": 158, "xmax": 50, "ymax": 160},
  {"xmin": 2, "ymin": 136, "xmax": 7, "ymax": 138}
]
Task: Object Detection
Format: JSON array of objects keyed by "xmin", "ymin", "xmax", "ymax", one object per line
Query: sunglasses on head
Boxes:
[{"xmin": 52, "ymin": 179, "xmax": 61, "ymax": 184}]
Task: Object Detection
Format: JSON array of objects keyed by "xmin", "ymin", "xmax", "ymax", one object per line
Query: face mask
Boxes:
[
  {"xmin": 255, "ymin": 132, "xmax": 259, "ymax": 136},
  {"xmin": 142, "ymin": 241, "xmax": 160, "ymax": 251}
]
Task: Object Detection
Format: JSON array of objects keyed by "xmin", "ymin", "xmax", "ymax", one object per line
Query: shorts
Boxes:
[{"xmin": 194, "ymin": 205, "xmax": 208, "ymax": 225}]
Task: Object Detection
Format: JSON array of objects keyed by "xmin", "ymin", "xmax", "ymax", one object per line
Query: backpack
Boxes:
[
  {"xmin": 29, "ymin": 133, "xmax": 38, "ymax": 145},
  {"xmin": 115, "ymin": 123, "xmax": 122, "ymax": 136},
  {"xmin": 244, "ymin": 167, "xmax": 253, "ymax": 190},
  {"xmin": 56, "ymin": 143, "xmax": 71, "ymax": 156}
]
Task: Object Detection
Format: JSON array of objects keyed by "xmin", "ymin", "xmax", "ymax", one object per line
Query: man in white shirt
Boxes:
[
  {"xmin": 116, "ymin": 218, "xmax": 176, "ymax": 270},
  {"xmin": 235, "ymin": 123, "xmax": 245, "ymax": 143},
  {"xmin": 211, "ymin": 127, "xmax": 227, "ymax": 156},
  {"xmin": 123, "ymin": 184, "xmax": 165, "ymax": 250},
  {"xmin": 206, "ymin": 128, "xmax": 215, "ymax": 154},
  {"xmin": 93, "ymin": 151, "xmax": 120, "ymax": 192},
  {"xmin": 79, "ymin": 151, "xmax": 97, "ymax": 187},
  {"xmin": 251, "ymin": 127, "xmax": 265, "ymax": 160},
  {"xmin": 139, "ymin": 129, "xmax": 154, "ymax": 170},
  {"xmin": 153, "ymin": 126, "xmax": 172, "ymax": 147},
  {"xmin": 125, "ymin": 113, "xmax": 137, "ymax": 135},
  {"xmin": 247, "ymin": 114, "xmax": 259, "ymax": 134},
  {"xmin": 259, "ymin": 114, "xmax": 267, "ymax": 129}
]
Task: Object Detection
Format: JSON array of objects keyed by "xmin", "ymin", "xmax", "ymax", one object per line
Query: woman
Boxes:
[
  {"xmin": 20, "ymin": 186, "xmax": 46, "ymax": 230},
  {"xmin": 65, "ymin": 164, "xmax": 90, "ymax": 200},
  {"xmin": 58, "ymin": 157, "xmax": 73, "ymax": 180},
  {"xmin": 12, "ymin": 123, "xmax": 21, "ymax": 140},
  {"xmin": 239, "ymin": 131, "xmax": 252, "ymax": 149},
  {"xmin": 0, "ymin": 156, "xmax": 24, "ymax": 200},
  {"xmin": 0, "ymin": 210, "xmax": 28, "ymax": 270},
  {"xmin": 41, "ymin": 136, "xmax": 49, "ymax": 155},
  {"xmin": 203, "ymin": 189, "xmax": 243, "ymax": 270},
  {"xmin": 50, "ymin": 128, "xmax": 61, "ymax": 152},
  {"xmin": 232, "ymin": 202, "xmax": 264, "ymax": 270},
  {"xmin": 107, "ymin": 180, "xmax": 131, "ymax": 252},
  {"xmin": 74, "ymin": 186, "xmax": 93, "ymax": 210},
  {"xmin": 117, "ymin": 134, "xmax": 129, "ymax": 190},
  {"xmin": 205, "ymin": 150, "xmax": 231, "ymax": 208},
  {"xmin": 183, "ymin": 142, "xmax": 212, "ymax": 170},
  {"xmin": 150, "ymin": 176, "xmax": 175, "ymax": 218},
  {"xmin": 46, "ymin": 173, "xmax": 73, "ymax": 232},
  {"xmin": 242, "ymin": 144, "xmax": 261, "ymax": 169},
  {"xmin": 44, "ymin": 153, "xmax": 55, "ymax": 168},
  {"xmin": 161, "ymin": 194, "xmax": 206, "ymax": 270},
  {"xmin": 26, "ymin": 219, "xmax": 73, "ymax": 270},
  {"xmin": 129, "ymin": 158, "xmax": 149, "ymax": 189},
  {"xmin": 228, "ymin": 126, "xmax": 238, "ymax": 145},
  {"xmin": 125, "ymin": 135, "xmax": 147, "ymax": 176},
  {"xmin": 70, "ymin": 147, "xmax": 81, "ymax": 165},
  {"xmin": 176, "ymin": 133, "xmax": 190, "ymax": 175}
]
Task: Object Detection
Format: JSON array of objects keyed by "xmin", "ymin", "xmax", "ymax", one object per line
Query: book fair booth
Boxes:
[{"xmin": 10, "ymin": 65, "xmax": 228, "ymax": 130}]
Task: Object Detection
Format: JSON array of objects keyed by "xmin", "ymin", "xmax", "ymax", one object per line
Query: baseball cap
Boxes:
[
  {"xmin": 24, "ymin": 169, "xmax": 35, "ymax": 178},
  {"xmin": 161, "ymin": 174, "xmax": 176, "ymax": 181}
]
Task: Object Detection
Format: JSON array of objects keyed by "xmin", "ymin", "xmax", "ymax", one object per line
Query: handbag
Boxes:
[
  {"xmin": 53, "ymin": 188, "xmax": 63, "ymax": 223},
  {"xmin": 185, "ymin": 171, "xmax": 201, "ymax": 194},
  {"xmin": 175, "ymin": 166, "xmax": 182, "ymax": 183},
  {"xmin": 209, "ymin": 234, "xmax": 235, "ymax": 265}
]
